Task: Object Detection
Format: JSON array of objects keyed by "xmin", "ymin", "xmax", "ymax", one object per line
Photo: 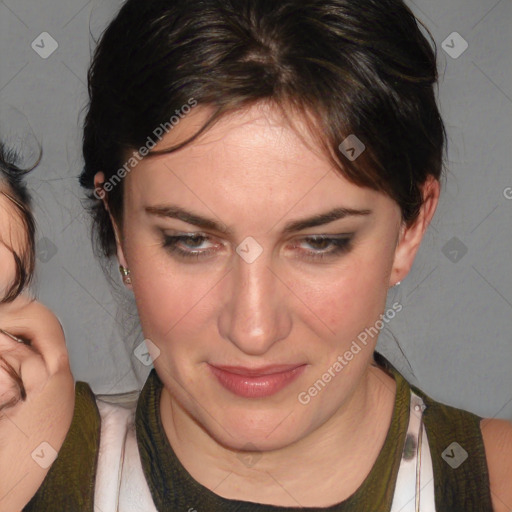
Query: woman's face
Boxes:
[{"xmin": 99, "ymin": 103, "xmax": 435, "ymax": 451}]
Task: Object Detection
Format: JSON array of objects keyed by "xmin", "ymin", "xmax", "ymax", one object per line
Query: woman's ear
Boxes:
[
  {"xmin": 93, "ymin": 172, "xmax": 132, "ymax": 289},
  {"xmin": 389, "ymin": 175, "xmax": 440, "ymax": 287}
]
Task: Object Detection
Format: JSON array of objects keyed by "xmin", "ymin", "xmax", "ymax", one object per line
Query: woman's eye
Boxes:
[
  {"xmin": 162, "ymin": 233, "xmax": 353, "ymax": 262},
  {"xmin": 292, "ymin": 235, "xmax": 353, "ymax": 260},
  {"xmin": 162, "ymin": 234, "xmax": 217, "ymax": 260}
]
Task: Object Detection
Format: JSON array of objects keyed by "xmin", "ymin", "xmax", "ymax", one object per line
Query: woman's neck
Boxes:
[{"xmin": 159, "ymin": 364, "xmax": 396, "ymax": 508}]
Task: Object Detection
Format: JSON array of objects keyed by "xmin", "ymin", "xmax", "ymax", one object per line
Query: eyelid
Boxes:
[
  {"xmin": 164, "ymin": 231, "xmax": 222, "ymax": 246},
  {"xmin": 161, "ymin": 231, "xmax": 354, "ymax": 261},
  {"xmin": 161, "ymin": 231, "xmax": 353, "ymax": 246},
  {"xmin": 288, "ymin": 233, "xmax": 354, "ymax": 244}
]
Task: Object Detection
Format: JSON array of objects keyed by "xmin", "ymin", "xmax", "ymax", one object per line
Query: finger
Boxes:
[
  {"xmin": 0, "ymin": 299, "xmax": 68, "ymax": 375},
  {"xmin": 0, "ymin": 330, "xmax": 51, "ymax": 414}
]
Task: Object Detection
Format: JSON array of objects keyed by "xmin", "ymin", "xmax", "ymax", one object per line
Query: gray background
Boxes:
[{"xmin": 0, "ymin": 0, "xmax": 510, "ymax": 420}]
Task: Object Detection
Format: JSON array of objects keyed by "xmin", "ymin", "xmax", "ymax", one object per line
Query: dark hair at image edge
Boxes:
[
  {"xmin": 0, "ymin": 142, "xmax": 38, "ymax": 411},
  {"xmin": 79, "ymin": 0, "xmax": 447, "ymax": 262}
]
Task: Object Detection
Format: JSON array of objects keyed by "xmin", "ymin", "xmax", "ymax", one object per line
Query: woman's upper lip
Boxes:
[{"xmin": 208, "ymin": 363, "xmax": 306, "ymax": 376}]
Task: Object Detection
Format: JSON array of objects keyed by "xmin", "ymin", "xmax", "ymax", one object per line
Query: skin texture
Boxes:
[
  {"xmin": 480, "ymin": 418, "xmax": 512, "ymax": 512},
  {"xmin": 96, "ymin": 102, "xmax": 446, "ymax": 507},
  {"xmin": 0, "ymin": 189, "xmax": 23, "ymax": 299},
  {"xmin": 0, "ymin": 184, "xmax": 75, "ymax": 512}
]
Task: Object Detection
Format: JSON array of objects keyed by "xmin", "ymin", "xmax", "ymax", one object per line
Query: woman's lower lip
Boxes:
[{"xmin": 208, "ymin": 364, "xmax": 306, "ymax": 398}]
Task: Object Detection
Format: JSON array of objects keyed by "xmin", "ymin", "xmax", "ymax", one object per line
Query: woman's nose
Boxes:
[{"xmin": 218, "ymin": 246, "xmax": 291, "ymax": 356}]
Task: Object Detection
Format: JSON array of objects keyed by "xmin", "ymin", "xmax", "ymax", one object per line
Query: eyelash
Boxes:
[{"xmin": 161, "ymin": 233, "xmax": 353, "ymax": 261}]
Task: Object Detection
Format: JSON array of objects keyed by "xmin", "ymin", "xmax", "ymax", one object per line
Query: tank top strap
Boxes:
[
  {"xmin": 22, "ymin": 382, "xmax": 101, "ymax": 512},
  {"xmin": 374, "ymin": 351, "xmax": 493, "ymax": 511},
  {"xmin": 410, "ymin": 383, "xmax": 494, "ymax": 511},
  {"xmin": 391, "ymin": 389, "xmax": 436, "ymax": 511}
]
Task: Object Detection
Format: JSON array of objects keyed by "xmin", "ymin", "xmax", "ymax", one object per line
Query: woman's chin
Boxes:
[
  {"xmin": 160, "ymin": 365, "xmax": 317, "ymax": 451},
  {"xmin": 197, "ymin": 405, "xmax": 307, "ymax": 453}
]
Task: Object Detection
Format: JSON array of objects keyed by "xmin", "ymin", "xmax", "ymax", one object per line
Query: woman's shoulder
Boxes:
[
  {"xmin": 409, "ymin": 380, "xmax": 512, "ymax": 511},
  {"xmin": 480, "ymin": 417, "xmax": 512, "ymax": 512}
]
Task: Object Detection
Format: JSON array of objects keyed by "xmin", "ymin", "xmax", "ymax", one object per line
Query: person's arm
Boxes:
[
  {"xmin": 481, "ymin": 418, "xmax": 512, "ymax": 511},
  {"xmin": 0, "ymin": 295, "xmax": 75, "ymax": 512}
]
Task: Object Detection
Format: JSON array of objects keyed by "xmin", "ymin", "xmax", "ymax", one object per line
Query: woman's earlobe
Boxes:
[
  {"xmin": 111, "ymin": 224, "xmax": 131, "ymax": 288},
  {"xmin": 119, "ymin": 265, "xmax": 132, "ymax": 286},
  {"xmin": 93, "ymin": 171, "xmax": 131, "ymax": 289}
]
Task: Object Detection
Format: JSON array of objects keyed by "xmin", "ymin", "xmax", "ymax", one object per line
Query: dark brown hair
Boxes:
[{"xmin": 79, "ymin": 0, "xmax": 446, "ymax": 259}]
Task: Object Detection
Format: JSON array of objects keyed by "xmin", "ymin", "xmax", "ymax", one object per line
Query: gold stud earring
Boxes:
[{"xmin": 119, "ymin": 265, "xmax": 132, "ymax": 285}]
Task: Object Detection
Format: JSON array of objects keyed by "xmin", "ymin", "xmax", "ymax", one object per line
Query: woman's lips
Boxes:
[{"xmin": 207, "ymin": 363, "xmax": 307, "ymax": 398}]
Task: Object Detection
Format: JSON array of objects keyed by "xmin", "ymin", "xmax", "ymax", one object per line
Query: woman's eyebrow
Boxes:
[{"xmin": 145, "ymin": 205, "xmax": 372, "ymax": 235}]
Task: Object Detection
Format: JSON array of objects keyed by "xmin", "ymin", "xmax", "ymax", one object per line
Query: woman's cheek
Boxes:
[
  {"xmin": 0, "ymin": 242, "xmax": 16, "ymax": 300},
  {"xmin": 290, "ymin": 257, "xmax": 377, "ymax": 334},
  {"xmin": 131, "ymin": 263, "xmax": 202, "ymax": 341}
]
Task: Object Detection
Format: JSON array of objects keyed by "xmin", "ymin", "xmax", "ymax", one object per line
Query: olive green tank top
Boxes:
[{"xmin": 23, "ymin": 352, "xmax": 493, "ymax": 511}]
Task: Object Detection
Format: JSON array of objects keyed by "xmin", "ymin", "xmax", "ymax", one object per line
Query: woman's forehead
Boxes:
[
  {"xmin": 125, "ymin": 148, "xmax": 392, "ymax": 232},
  {"xmin": 128, "ymin": 102, "xmax": 326, "ymax": 160},
  {"xmin": 127, "ymin": 104, "xmax": 344, "ymax": 187},
  {"xmin": 119, "ymin": 103, "xmax": 397, "ymax": 223}
]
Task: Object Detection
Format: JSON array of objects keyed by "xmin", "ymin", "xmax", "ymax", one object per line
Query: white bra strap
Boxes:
[
  {"xmin": 95, "ymin": 396, "xmax": 158, "ymax": 512},
  {"xmin": 418, "ymin": 416, "xmax": 436, "ymax": 511},
  {"xmin": 118, "ymin": 418, "xmax": 158, "ymax": 511},
  {"xmin": 94, "ymin": 399, "xmax": 134, "ymax": 511},
  {"xmin": 390, "ymin": 390, "xmax": 436, "ymax": 512}
]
